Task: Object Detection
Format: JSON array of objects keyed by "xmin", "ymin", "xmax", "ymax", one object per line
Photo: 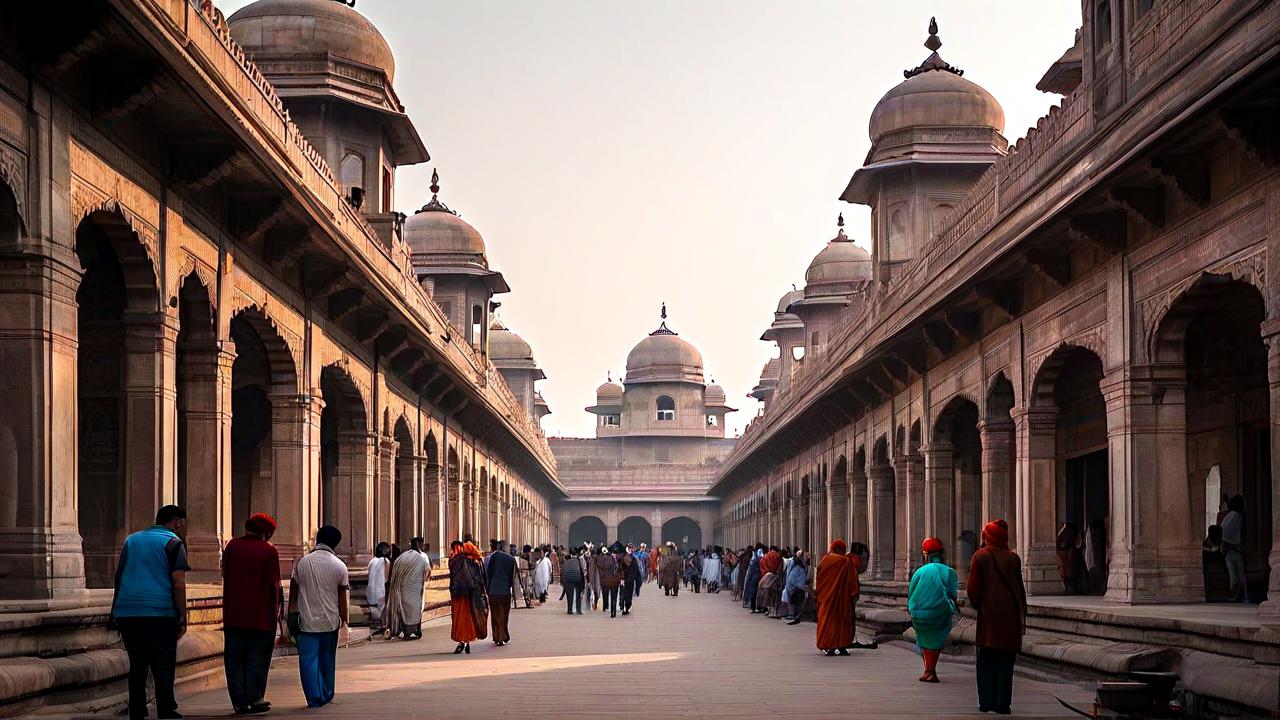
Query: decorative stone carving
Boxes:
[{"xmin": 1138, "ymin": 248, "xmax": 1267, "ymax": 361}]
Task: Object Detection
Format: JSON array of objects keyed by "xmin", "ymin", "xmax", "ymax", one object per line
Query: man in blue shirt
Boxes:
[{"xmin": 111, "ymin": 505, "xmax": 190, "ymax": 719}]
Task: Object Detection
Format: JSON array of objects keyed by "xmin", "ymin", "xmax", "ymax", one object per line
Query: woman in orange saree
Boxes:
[
  {"xmin": 815, "ymin": 539, "xmax": 859, "ymax": 656},
  {"xmin": 449, "ymin": 540, "xmax": 486, "ymax": 654}
]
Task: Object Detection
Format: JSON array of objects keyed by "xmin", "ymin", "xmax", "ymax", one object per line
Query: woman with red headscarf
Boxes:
[
  {"xmin": 967, "ymin": 519, "xmax": 1027, "ymax": 715},
  {"xmin": 907, "ymin": 537, "xmax": 958, "ymax": 683},
  {"xmin": 448, "ymin": 540, "xmax": 488, "ymax": 654},
  {"xmin": 814, "ymin": 539, "xmax": 859, "ymax": 655}
]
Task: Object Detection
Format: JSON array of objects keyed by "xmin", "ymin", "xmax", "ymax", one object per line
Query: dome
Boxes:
[
  {"xmin": 867, "ymin": 22, "xmax": 1003, "ymax": 142},
  {"xmin": 595, "ymin": 379, "xmax": 623, "ymax": 402},
  {"xmin": 404, "ymin": 170, "xmax": 489, "ymax": 259},
  {"xmin": 625, "ymin": 308, "xmax": 705, "ymax": 384},
  {"xmin": 705, "ymin": 383, "xmax": 726, "ymax": 405},
  {"xmin": 776, "ymin": 288, "xmax": 804, "ymax": 314},
  {"xmin": 228, "ymin": 0, "xmax": 396, "ymax": 82},
  {"xmin": 804, "ymin": 228, "xmax": 873, "ymax": 298},
  {"xmin": 489, "ymin": 325, "xmax": 532, "ymax": 362},
  {"xmin": 760, "ymin": 358, "xmax": 781, "ymax": 381}
]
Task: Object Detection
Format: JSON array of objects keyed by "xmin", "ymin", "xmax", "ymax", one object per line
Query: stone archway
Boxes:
[
  {"xmin": 984, "ymin": 373, "xmax": 1017, "ymax": 550},
  {"xmin": 320, "ymin": 364, "xmax": 371, "ymax": 557},
  {"xmin": 423, "ymin": 431, "xmax": 441, "ymax": 554},
  {"xmin": 1155, "ymin": 278, "xmax": 1270, "ymax": 603},
  {"xmin": 932, "ymin": 396, "xmax": 982, "ymax": 573},
  {"xmin": 662, "ymin": 516, "xmax": 702, "ymax": 551},
  {"xmin": 393, "ymin": 417, "xmax": 415, "ymax": 546},
  {"xmin": 569, "ymin": 515, "xmax": 606, "ymax": 547},
  {"xmin": 618, "ymin": 515, "xmax": 653, "ymax": 547},
  {"xmin": 445, "ymin": 446, "xmax": 460, "ymax": 542},
  {"xmin": 1027, "ymin": 345, "xmax": 1107, "ymax": 596},
  {"xmin": 174, "ymin": 273, "xmax": 221, "ymax": 573},
  {"xmin": 74, "ymin": 210, "xmax": 160, "ymax": 587}
]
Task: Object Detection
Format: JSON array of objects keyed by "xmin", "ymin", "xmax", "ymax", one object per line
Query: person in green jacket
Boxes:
[{"xmin": 908, "ymin": 537, "xmax": 958, "ymax": 683}]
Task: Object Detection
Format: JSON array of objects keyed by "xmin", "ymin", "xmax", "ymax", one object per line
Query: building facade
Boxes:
[
  {"xmin": 551, "ymin": 310, "xmax": 736, "ymax": 549},
  {"xmin": 0, "ymin": 0, "xmax": 561, "ymax": 600},
  {"xmin": 714, "ymin": 0, "xmax": 1280, "ymax": 627}
]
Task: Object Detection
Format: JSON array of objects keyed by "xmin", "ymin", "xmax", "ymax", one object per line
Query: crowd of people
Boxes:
[{"xmin": 110, "ymin": 504, "xmax": 1027, "ymax": 718}]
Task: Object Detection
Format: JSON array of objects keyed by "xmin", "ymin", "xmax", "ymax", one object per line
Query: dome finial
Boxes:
[
  {"xmin": 417, "ymin": 168, "xmax": 456, "ymax": 216},
  {"xmin": 651, "ymin": 302, "xmax": 677, "ymax": 336},
  {"xmin": 661, "ymin": 302, "xmax": 667, "ymax": 321},
  {"xmin": 430, "ymin": 168, "xmax": 440, "ymax": 197},
  {"xmin": 904, "ymin": 17, "xmax": 963, "ymax": 78},
  {"xmin": 607, "ymin": 371, "xmax": 612, "ymax": 383}
]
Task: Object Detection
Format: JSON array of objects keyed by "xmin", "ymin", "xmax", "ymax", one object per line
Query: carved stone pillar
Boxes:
[
  {"xmin": 850, "ymin": 464, "xmax": 868, "ymax": 545},
  {"xmin": 269, "ymin": 392, "xmax": 323, "ymax": 566},
  {"xmin": 827, "ymin": 477, "xmax": 848, "ymax": 551},
  {"xmin": 122, "ymin": 311, "xmax": 178, "ymax": 534},
  {"xmin": 1014, "ymin": 407, "xmax": 1059, "ymax": 594},
  {"xmin": 978, "ymin": 418, "xmax": 1016, "ymax": 552},
  {"xmin": 867, "ymin": 464, "xmax": 896, "ymax": 580},
  {"xmin": 335, "ymin": 430, "xmax": 376, "ymax": 561},
  {"xmin": 922, "ymin": 442, "xmax": 953, "ymax": 563},
  {"xmin": 0, "ymin": 252, "xmax": 85, "ymax": 598},
  {"xmin": 1264, "ymin": 332, "xmax": 1280, "ymax": 625},
  {"xmin": 1101, "ymin": 367, "xmax": 1200, "ymax": 604},
  {"xmin": 375, "ymin": 434, "xmax": 396, "ymax": 546},
  {"xmin": 179, "ymin": 344, "xmax": 234, "ymax": 577}
]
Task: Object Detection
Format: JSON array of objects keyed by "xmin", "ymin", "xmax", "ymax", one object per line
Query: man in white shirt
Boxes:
[
  {"xmin": 366, "ymin": 542, "xmax": 390, "ymax": 631},
  {"xmin": 289, "ymin": 525, "xmax": 349, "ymax": 708}
]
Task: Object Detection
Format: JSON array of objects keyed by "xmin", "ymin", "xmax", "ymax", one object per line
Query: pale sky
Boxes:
[{"xmin": 224, "ymin": 0, "xmax": 1081, "ymax": 438}]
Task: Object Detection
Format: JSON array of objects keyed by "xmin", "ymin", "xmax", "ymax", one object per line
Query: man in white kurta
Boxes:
[
  {"xmin": 533, "ymin": 550, "xmax": 552, "ymax": 602},
  {"xmin": 384, "ymin": 538, "xmax": 430, "ymax": 639}
]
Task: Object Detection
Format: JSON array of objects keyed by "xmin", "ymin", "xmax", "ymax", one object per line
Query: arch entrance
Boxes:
[
  {"xmin": 662, "ymin": 516, "xmax": 701, "ymax": 551},
  {"xmin": 618, "ymin": 516, "xmax": 652, "ymax": 546},
  {"xmin": 569, "ymin": 515, "xmax": 606, "ymax": 547}
]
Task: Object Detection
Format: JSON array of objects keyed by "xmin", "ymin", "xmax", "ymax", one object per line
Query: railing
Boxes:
[{"xmin": 144, "ymin": 0, "xmax": 556, "ymax": 474}]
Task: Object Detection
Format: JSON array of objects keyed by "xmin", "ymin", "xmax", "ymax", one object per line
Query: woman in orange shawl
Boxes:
[
  {"xmin": 448, "ymin": 540, "xmax": 486, "ymax": 654},
  {"xmin": 815, "ymin": 539, "xmax": 860, "ymax": 656}
]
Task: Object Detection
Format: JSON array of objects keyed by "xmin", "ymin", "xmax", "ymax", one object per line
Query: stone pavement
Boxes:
[{"xmin": 180, "ymin": 585, "xmax": 1096, "ymax": 719}]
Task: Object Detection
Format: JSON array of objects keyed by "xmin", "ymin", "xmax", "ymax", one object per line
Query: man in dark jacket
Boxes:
[
  {"xmin": 485, "ymin": 539, "xmax": 517, "ymax": 646},
  {"xmin": 967, "ymin": 519, "xmax": 1027, "ymax": 715},
  {"xmin": 618, "ymin": 544, "xmax": 641, "ymax": 615}
]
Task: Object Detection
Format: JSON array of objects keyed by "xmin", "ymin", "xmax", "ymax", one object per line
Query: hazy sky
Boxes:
[{"xmin": 225, "ymin": 0, "xmax": 1080, "ymax": 437}]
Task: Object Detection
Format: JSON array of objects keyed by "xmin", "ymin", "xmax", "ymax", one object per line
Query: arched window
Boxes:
[
  {"xmin": 1094, "ymin": 1, "xmax": 1112, "ymax": 54},
  {"xmin": 656, "ymin": 395, "xmax": 676, "ymax": 421},
  {"xmin": 706, "ymin": 414, "xmax": 718, "ymax": 427},
  {"xmin": 340, "ymin": 152, "xmax": 364, "ymax": 193},
  {"xmin": 811, "ymin": 330, "xmax": 821, "ymax": 353},
  {"xmin": 471, "ymin": 305, "xmax": 483, "ymax": 346}
]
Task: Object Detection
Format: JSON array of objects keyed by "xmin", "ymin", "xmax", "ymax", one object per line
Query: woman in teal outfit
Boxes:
[{"xmin": 907, "ymin": 537, "xmax": 958, "ymax": 683}]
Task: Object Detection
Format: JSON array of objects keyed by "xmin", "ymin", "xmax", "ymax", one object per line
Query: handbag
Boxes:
[
  {"xmin": 472, "ymin": 591, "xmax": 490, "ymax": 640},
  {"xmin": 287, "ymin": 611, "xmax": 302, "ymax": 638}
]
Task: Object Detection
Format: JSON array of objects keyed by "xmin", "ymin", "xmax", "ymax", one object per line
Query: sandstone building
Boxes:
[
  {"xmin": 0, "ymin": 0, "xmax": 562, "ymax": 604},
  {"xmin": 551, "ymin": 308, "xmax": 735, "ymax": 549}
]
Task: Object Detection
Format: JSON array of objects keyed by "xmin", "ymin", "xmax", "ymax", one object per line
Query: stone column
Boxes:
[
  {"xmin": 269, "ymin": 392, "xmax": 323, "ymax": 565},
  {"xmin": 180, "ymin": 344, "xmax": 234, "ymax": 577},
  {"xmin": 1101, "ymin": 367, "xmax": 1200, "ymax": 604},
  {"xmin": 814, "ymin": 479, "xmax": 828, "ymax": 553},
  {"xmin": 1014, "ymin": 407, "xmax": 1059, "ymax": 594},
  {"xmin": 900, "ymin": 453, "xmax": 925, "ymax": 577},
  {"xmin": 922, "ymin": 442, "xmax": 953, "ymax": 562},
  {"xmin": 850, "ymin": 465, "xmax": 868, "ymax": 545},
  {"xmin": 867, "ymin": 464, "xmax": 896, "ymax": 580},
  {"xmin": 1263, "ymin": 333, "xmax": 1280, "ymax": 623},
  {"xmin": 978, "ymin": 419, "xmax": 1016, "ymax": 552},
  {"xmin": 827, "ymin": 476, "xmax": 848, "ymax": 550},
  {"xmin": 122, "ymin": 311, "xmax": 177, "ymax": 534},
  {"xmin": 0, "ymin": 249, "xmax": 85, "ymax": 598},
  {"xmin": 336, "ymin": 430, "xmax": 377, "ymax": 561},
  {"xmin": 375, "ymin": 434, "xmax": 396, "ymax": 546}
]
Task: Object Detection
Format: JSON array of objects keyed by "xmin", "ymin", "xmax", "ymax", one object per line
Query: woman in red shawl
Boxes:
[
  {"xmin": 967, "ymin": 520, "xmax": 1027, "ymax": 714},
  {"xmin": 815, "ymin": 539, "xmax": 859, "ymax": 656},
  {"xmin": 449, "ymin": 540, "xmax": 487, "ymax": 654}
]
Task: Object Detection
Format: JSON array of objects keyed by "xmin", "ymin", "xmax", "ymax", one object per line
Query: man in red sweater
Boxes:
[{"xmin": 222, "ymin": 513, "xmax": 283, "ymax": 715}]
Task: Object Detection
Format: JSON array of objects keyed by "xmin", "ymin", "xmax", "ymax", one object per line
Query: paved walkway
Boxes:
[{"xmin": 182, "ymin": 586, "xmax": 1095, "ymax": 719}]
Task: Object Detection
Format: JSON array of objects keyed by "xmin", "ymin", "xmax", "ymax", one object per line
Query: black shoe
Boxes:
[
  {"xmin": 454, "ymin": 642, "xmax": 465, "ymax": 654},
  {"xmin": 787, "ymin": 617, "xmax": 802, "ymax": 625},
  {"xmin": 246, "ymin": 703, "xmax": 271, "ymax": 715},
  {"xmin": 837, "ymin": 648, "xmax": 850, "ymax": 656},
  {"xmin": 464, "ymin": 643, "xmax": 471, "ymax": 654},
  {"xmin": 823, "ymin": 649, "xmax": 836, "ymax": 656}
]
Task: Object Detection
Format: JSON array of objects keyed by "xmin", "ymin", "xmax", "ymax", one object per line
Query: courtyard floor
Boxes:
[{"xmin": 181, "ymin": 585, "xmax": 1096, "ymax": 719}]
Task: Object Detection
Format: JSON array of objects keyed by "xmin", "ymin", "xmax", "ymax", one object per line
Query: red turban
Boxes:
[
  {"xmin": 921, "ymin": 537, "xmax": 944, "ymax": 555},
  {"xmin": 245, "ymin": 513, "xmax": 276, "ymax": 536},
  {"xmin": 982, "ymin": 519, "xmax": 1009, "ymax": 550},
  {"xmin": 829, "ymin": 539, "xmax": 847, "ymax": 555}
]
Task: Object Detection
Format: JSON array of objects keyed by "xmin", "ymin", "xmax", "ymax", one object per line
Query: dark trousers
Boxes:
[
  {"xmin": 603, "ymin": 585, "xmax": 620, "ymax": 615},
  {"xmin": 564, "ymin": 582, "xmax": 583, "ymax": 613},
  {"xmin": 224, "ymin": 626, "xmax": 275, "ymax": 710},
  {"xmin": 620, "ymin": 582, "xmax": 634, "ymax": 612},
  {"xmin": 490, "ymin": 595, "xmax": 511, "ymax": 643},
  {"xmin": 118, "ymin": 617, "xmax": 180, "ymax": 718},
  {"xmin": 976, "ymin": 646, "xmax": 1018, "ymax": 712}
]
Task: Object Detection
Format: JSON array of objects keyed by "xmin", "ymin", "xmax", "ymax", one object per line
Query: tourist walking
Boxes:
[
  {"xmin": 533, "ymin": 548, "xmax": 552, "ymax": 603},
  {"xmin": 586, "ymin": 545, "xmax": 602, "ymax": 610},
  {"xmin": 288, "ymin": 525, "xmax": 349, "ymax": 709},
  {"xmin": 485, "ymin": 539, "xmax": 518, "ymax": 644},
  {"xmin": 222, "ymin": 513, "xmax": 282, "ymax": 716},
  {"xmin": 110, "ymin": 505, "xmax": 190, "ymax": 720},
  {"xmin": 598, "ymin": 545, "xmax": 624, "ymax": 616},
  {"xmin": 741, "ymin": 546, "xmax": 762, "ymax": 609},
  {"xmin": 659, "ymin": 543, "xmax": 682, "ymax": 596},
  {"xmin": 384, "ymin": 537, "xmax": 430, "ymax": 640},
  {"xmin": 366, "ymin": 542, "xmax": 390, "ymax": 632},
  {"xmin": 783, "ymin": 550, "xmax": 808, "ymax": 623},
  {"xmin": 618, "ymin": 544, "xmax": 640, "ymax": 615},
  {"xmin": 702, "ymin": 548, "xmax": 722, "ymax": 593},
  {"xmin": 967, "ymin": 519, "xmax": 1027, "ymax": 715},
  {"xmin": 560, "ymin": 546, "xmax": 585, "ymax": 614},
  {"xmin": 449, "ymin": 540, "xmax": 488, "ymax": 654},
  {"xmin": 908, "ymin": 537, "xmax": 958, "ymax": 683},
  {"xmin": 814, "ymin": 539, "xmax": 858, "ymax": 656}
]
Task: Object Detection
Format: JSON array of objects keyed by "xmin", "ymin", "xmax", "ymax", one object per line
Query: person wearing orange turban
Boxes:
[{"xmin": 814, "ymin": 539, "xmax": 860, "ymax": 655}]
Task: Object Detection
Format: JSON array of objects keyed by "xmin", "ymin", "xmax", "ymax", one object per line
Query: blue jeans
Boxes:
[{"xmin": 296, "ymin": 630, "xmax": 338, "ymax": 707}]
